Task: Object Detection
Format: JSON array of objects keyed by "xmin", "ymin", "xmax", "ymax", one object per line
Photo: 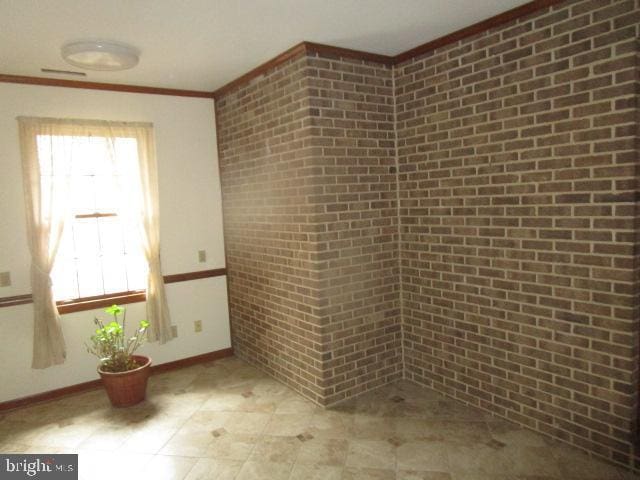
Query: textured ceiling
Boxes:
[{"xmin": 0, "ymin": 0, "xmax": 527, "ymax": 91}]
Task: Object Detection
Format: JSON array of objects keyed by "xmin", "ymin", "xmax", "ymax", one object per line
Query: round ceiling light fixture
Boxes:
[{"xmin": 61, "ymin": 41, "xmax": 140, "ymax": 71}]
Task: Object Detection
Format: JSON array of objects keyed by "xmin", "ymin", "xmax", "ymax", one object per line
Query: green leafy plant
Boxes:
[{"xmin": 86, "ymin": 304, "xmax": 150, "ymax": 373}]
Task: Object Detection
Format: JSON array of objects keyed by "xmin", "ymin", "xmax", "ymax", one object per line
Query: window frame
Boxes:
[
  {"xmin": 56, "ymin": 289, "xmax": 146, "ymax": 314},
  {"xmin": 29, "ymin": 122, "xmax": 150, "ymax": 311},
  {"xmin": 56, "ymin": 203, "xmax": 147, "ymax": 312}
]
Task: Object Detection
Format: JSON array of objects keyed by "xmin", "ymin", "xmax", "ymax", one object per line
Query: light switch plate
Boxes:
[
  {"xmin": 0, "ymin": 272, "xmax": 11, "ymax": 287},
  {"xmin": 198, "ymin": 250, "xmax": 207, "ymax": 263},
  {"xmin": 171, "ymin": 325, "xmax": 178, "ymax": 338},
  {"xmin": 194, "ymin": 320, "xmax": 203, "ymax": 333}
]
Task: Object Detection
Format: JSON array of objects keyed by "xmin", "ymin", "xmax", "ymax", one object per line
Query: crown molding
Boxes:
[
  {"xmin": 393, "ymin": 0, "xmax": 566, "ymax": 64},
  {"xmin": 213, "ymin": 0, "xmax": 565, "ymax": 98},
  {"xmin": 212, "ymin": 42, "xmax": 307, "ymax": 99},
  {"xmin": 0, "ymin": 1, "xmax": 566, "ymax": 100},
  {"xmin": 0, "ymin": 73, "xmax": 214, "ymax": 99},
  {"xmin": 212, "ymin": 41, "xmax": 394, "ymax": 99}
]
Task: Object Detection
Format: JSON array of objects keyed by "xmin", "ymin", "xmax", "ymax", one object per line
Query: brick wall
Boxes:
[
  {"xmin": 395, "ymin": 0, "xmax": 640, "ymax": 468},
  {"xmin": 216, "ymin": 0, "xmax": 640, "ymax": 469},
  {"xmin": 305, "ymin": 53, "xmax": 402, "ymax": 405},
  {"xmin": 216, "ymin": 53, "xmax": 327, "ymax": 402},
  {"xmin": 217, "ymin": 51, "xmax": 402, "ymax": 405}
]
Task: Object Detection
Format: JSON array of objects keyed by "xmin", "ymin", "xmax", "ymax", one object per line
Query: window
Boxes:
[
  {"xmin": 20, "ymin": 117, "xmax": 173, "ymax": 367},
  {"xmin": 37, "ymin": 134, "xmax": 148, "ymax": 301}
]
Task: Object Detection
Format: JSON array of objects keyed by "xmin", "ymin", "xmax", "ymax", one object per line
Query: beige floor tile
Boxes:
[
  {"xmin": 447, "ymin": 444, "xmax": 517, "ymax": 476},
  {"xmin": 349, "ymin": 415, "xmax": 396, "ymax": 440},
  {"xmin": 393, "ymin": 417, "xmax": 436, "ymax": 441},
  {"xmin": 183, "ymin": 374, "xmax": 226, "ymax": 394},
  {"xmin": 4, "ymin": 402, "xmax": 73, "ymax": 424},
  {"xmin": 450, "ymin": 475, "xmax": 554, "ymax": 480},
  {"xmin": 397, "ymin": 441, "xmax": 450, "ymax": 472},
  {"xmin": 30, "ymin": 421, "xmax": 99, "ymax": 449},
  {"xmin": 78, "ymin": 451, "xmax": 153, "ymax": 480},
  {"xmin": 289, "ymin": 463, "xmax": 343, "ymax": 480},
  {"xmin": 428, "ymin": 401, "xmax": 491, "ymax": 422},
  {"xmin": 432, "ymin": 420, "xmax": 491, "ymax": 446},
  {"xmin": 263, "ymin": 413, "xmax": 312, "ymax": 436},
  {"xmin": 0, "ymin": 441, "xmax": 31, "ymax": 453},
  {"xmin": 252, "ymin": 378, "xmax": 292, "ymax": 398},
  {"xmin": 297, "ymin": 437, "xmax": 349, "ymax": 466},
  {"xmin": 160, "ymin": 412, "xmax": 227, "ymax": 457},
  {"xmin": 507, "ymin": 446, "xmax": 563, "ymax": 477},
  {"xmin": 187, "ymin": 410, "xmax": 234, "ymax": 430},
  {"xmin": 397, "ymin": 471, "xmax": 452, "ymax": 480},
  {"xmin": 551, "ymin": 445, "xmax": 629, "ymax": 480},
  {"xmin": 393, "ymin": 381, "xmax": 444, "ymax": 402},
  {"xmin": 487, "ymin": 420, "xmax": 551, "ymax": 448},
  {"xmin": 617, "ymin": 469, "xmax": 640, "ymax": 480},
  {"xmin": 395, "ymin": 418, "xmax": 491, "ymax": 445},
  {"xmin": 183, "ymin": 458, "xmax": 244, "ymax": 480},
  {"xmin": 199, "ymin": 392, "xmax": 249, "ymax": 412},
  {"xmin": 150, "ymin": 396, "xmax": 207, "ymax": 417},
  {"xmin": 77, "ymin": 424, "xmax": 134, "ymax": 451},
  {"xmin": 141, "ymin": 455, "xmax": 198, "ymax": 480},
  {"xmin": 21, "ymin": 444, "xmax": 68, "ymax": 454},
  {"xmin": 4, "ymin": 357, "xmax": 637, "ymax": 480},
  {"xmin": 275, "ymin": 393, "xmax": 319, "ymax": 414},
  {"xmin": 1, "ymin": 420, "xmax": 64, "ymax": 446},
  {"xmin": 205, "ymin": 433, "xmax": 260, "ymax": 461},
  {"xmin": 235, "ymin": 460, "xmax": 293, "ymax": 480},
  {"xmin": 346, "ymin": 439, "xmax": 396, "ymax": 470},
  {"xmin": 223, "ymin": 411, "xmax": 271, "ymax": 435},
  {"xmin": 161, "ymin": 428, "xmax": 215, "ymax": 457},
  {"xmin": 308, "ymin": 410, "xmax": 355, "ymax": 439},
  {"xmin": 120, "ymin": 424, "xmax": 178, "ymax": 454},
  {"xmin": 236, "ymin": 396, "xmax": 281, "ymax": 413},
  {"xmin": 249, "ymin": 435, "xmax": 300, "ymax": 463},
  {"xmin": 341, "ymin": 466, "xmax": 396, "ymax": 480}
]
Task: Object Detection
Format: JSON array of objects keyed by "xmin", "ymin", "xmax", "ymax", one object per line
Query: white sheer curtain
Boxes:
[
  {"xmin": 18, "ymin": 117, "xmax": 173, "ymax": 369},
  {"xmin": 18, "ymin": 118, "xmax": 72, "ymax": 368},
  {"xmin": 108, "ymin": 123, "xmax": 173, "ymax": 344}
]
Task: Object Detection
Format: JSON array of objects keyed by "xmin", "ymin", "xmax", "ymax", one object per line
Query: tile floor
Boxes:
[{"xmin": 0, "ymin": 356, "xmax": 637, "ymax": 479}]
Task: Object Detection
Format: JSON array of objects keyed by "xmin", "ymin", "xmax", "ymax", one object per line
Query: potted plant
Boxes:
[{"xmin": 87, "ymin": 304, "xmax": 152, "ymax": 407}]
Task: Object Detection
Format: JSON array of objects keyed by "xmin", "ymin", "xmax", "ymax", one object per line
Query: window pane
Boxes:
[
  {"xmin": 39, "ymin": 175, "xmax": 54, "ymax": 220},
  {"xmin": 76, "ymin": 257, "xmax": 103, "ymax": 298},
  {"xmin": 125, "ymin": 253, "xmax": 148, "ymax": 291},
  {"xmin": 70, "ymin": 175, "xmax": 97, "ymax": 214},
  {"xmin": 92, "ymin": 138, "xmax": 114, "ymax": 177},
  {"xmin": 123, "ymin": 224, "xmax": 148, "ymax": 291},
  {"xmin": 94, "ymin": 174, "xmax": 120, "ymax": 212},
  {"xmin": 42, "ymin": 131, "xmax": 147, "ymax": 301},
  {"xmin": 37, "ymin": 135, "xmax": 74, "ymax": 175},
  {"xmin": 101, "ymin": 255, "xmax": 128, "ymax": 294},
  {"xmin": 98, "ymin": 216, "xmax": 125, "ymax": 256},
  {"xmin": 51, "ymin": 255, "xmax": 79, "ymax": 301},
  {"xmin": 56, "ymin": 223, "xmax": 75, "ymax": 259},
  {"xmin": 70, "ymin": 136, "xmax": 95, "ymax": 176},
  {"xmin": 36, "ymin": 136, "xmax": 53, "ymax": 176},
  {"xmin": 73, "ymin": 218, "xmax": 100, "ymax": 258},
  {"xmin": 114, "ymin": 138, "xmax": 138, "ymax": 176}
]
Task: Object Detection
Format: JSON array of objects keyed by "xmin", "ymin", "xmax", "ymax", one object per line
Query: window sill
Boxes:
[
  {"xmin": 0, "ymin": 268, "xmax": 226, "ymax": 312},
  {"xmin": 56, "ymin": 290, "xmax": 146, "ymax": 314}
]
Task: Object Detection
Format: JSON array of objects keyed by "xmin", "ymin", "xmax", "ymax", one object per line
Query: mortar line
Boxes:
[{"xmin": 390, "ymin": 62, "xmax": 405, "ymax": 379}]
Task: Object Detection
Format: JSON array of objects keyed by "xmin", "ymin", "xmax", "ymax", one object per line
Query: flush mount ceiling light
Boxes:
[{"xmin": 61, "ymin": 41, "xmax": 139, "ymax": 71}]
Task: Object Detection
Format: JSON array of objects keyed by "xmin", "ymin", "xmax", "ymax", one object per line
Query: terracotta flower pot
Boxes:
[{"xmin": 98, "ymin": 355, "xmax": 152, "ymax": 407}]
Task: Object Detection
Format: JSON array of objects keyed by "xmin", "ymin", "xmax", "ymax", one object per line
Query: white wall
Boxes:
[{"xmin": 0, "ymin": 83, "xmax": 230, "ymax": 402}]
